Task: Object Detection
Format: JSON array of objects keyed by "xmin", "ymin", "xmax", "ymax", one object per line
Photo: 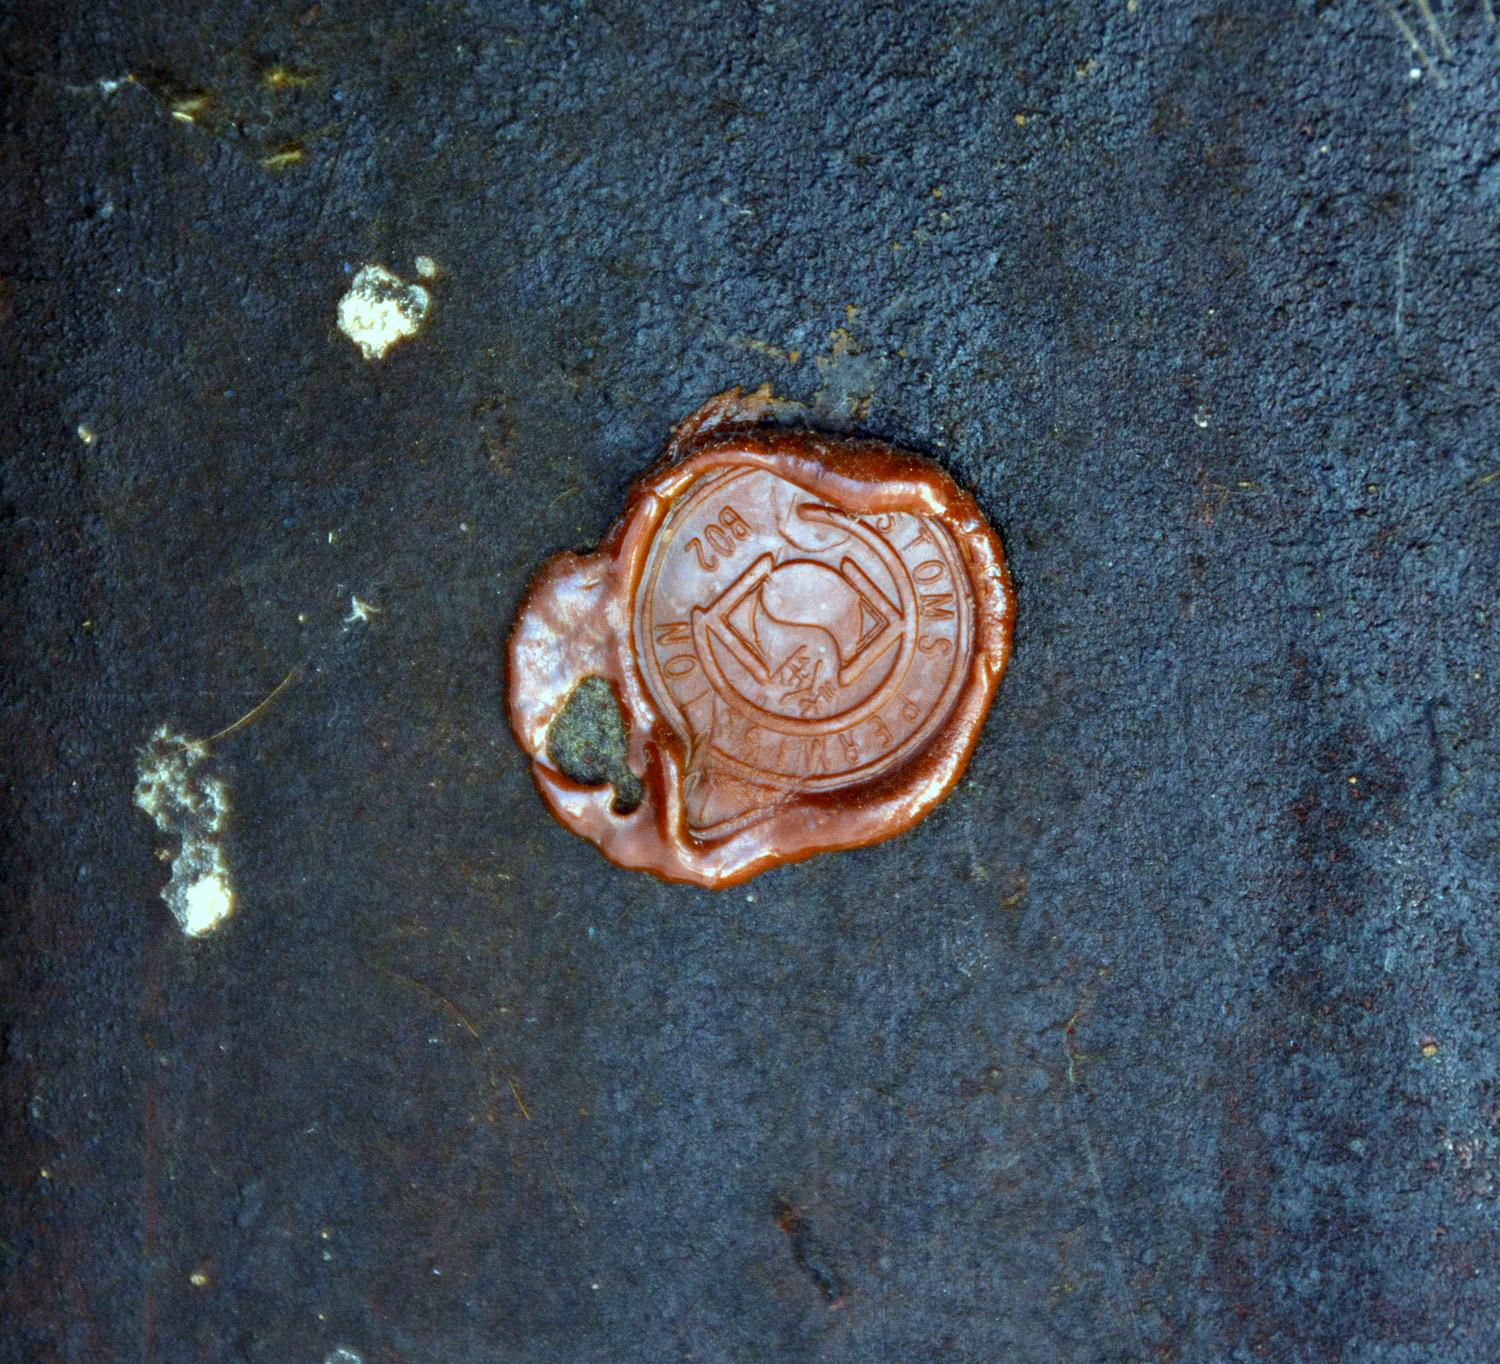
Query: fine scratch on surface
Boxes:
[
  {"xmin": 378, "ymin": 967, "xmax": 587, "ymax": 1227},
  {"xmin": 508, "ymin": 1074, "xmax": 587, "ymax": 1228},
  {"xmin": 1061, "ymin": 1000, "xmax": 1153, "ymax": 1360},
  {"xmin": 377, "ymin": 965, "xmax": 482, "ymax": 1039},
  {"xmin": 312, "ymin": 139, "xmax": 347, "ymax": 236},
  {"xmin": 1381, "ymin": 3, "xmax": 1449, "ymax": 87},
  {"xmin": 1413, "ymin": 0, "xmax": 1454, "ymax": 59},
  {"xmin": 1393, "ymin": 114, "xmax": 1422, "ymax": 353},
  {"xmin": 543, "ymin": 1148, "xmax": 588, "ymax": 1229},
  {"xmin": 195, "ymin": 667, "xmax": 298, "ymax": 746},
  {"xmin": 1394, "ymin": 235, "xmax": 1408, "ymax": 341}
]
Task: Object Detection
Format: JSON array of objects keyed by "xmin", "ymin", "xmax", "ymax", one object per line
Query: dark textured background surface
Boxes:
[{"xmin": 3, "ymin": 2, "xmax": 1499, "ymax": 1361}]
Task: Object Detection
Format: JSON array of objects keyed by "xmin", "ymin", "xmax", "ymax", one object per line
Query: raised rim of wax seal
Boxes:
[{"xmin": 506, "ymin": 387, "xmax": 1016, "ymax": 888}]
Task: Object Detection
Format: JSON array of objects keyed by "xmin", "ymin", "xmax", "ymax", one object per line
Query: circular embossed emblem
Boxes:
[
  {"xmin": 636, "ymin": 467, "xmax": 973, "ymax": 838},
  {"xmin": 508, "ymin": 388, "xmax": 1015, "ymax": 887}
]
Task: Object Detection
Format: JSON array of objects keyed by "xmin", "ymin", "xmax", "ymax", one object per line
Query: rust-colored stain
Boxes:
[{"xmin": 507, "ymin": 387, "xmax": 1016, "ymax": 887}]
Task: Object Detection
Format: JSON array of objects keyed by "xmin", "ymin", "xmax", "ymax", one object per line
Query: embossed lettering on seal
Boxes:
[{"xmin": 507, "ymin": 388, "xmax": 1016, "ymax": 888}]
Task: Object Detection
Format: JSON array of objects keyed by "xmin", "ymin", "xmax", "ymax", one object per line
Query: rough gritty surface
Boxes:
[
  {"xmin": 2, "ymin": 2, "xmax": 1498, "ymax": 1362},
  {"xmin": 547, "ymin": 677, "xmax": 643, "ymax": 814}
]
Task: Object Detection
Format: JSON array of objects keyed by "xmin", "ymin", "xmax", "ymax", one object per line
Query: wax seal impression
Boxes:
[{"xmin": 507, "ymin": 388, "xmax": 1015, "ymax": 887}]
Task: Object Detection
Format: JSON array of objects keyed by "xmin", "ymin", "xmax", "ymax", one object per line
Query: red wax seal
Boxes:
[{"xmin": 507, "ymin": 388, "xmax": 1016, "ymax": 887}]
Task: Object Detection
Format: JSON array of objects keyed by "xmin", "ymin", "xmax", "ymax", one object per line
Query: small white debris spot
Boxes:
[
  {"xmin": 77, "ymin": 424, "xmax": 97, "ymax": 445},
  {"xmin": 134, "ymin": 727, "xmax": 235, "ymax": 937},
  {"xmin": 336, "ymin": 264, "xmax": 430, "ymax": 361},
  {"xmin": 189, "ymin": 1269, "xmax": 210, "ymax": 1287},
  {"xmin": 414, "ymin": 254, "xmax": 438, "ymax": 279},
  {"xmin": 181, "ymin": 872, "xmax": 234, "ymax": 936},
  {"xmin": 324, "ymin": 1350, "xmax": 364, "ymax": 1364},
  {"xmin": 170, "ymin": 95, "xmax": 208, "ymax": 125},
  {"xmin": 343, "ymin": 595, "xmax": 380, "ymax": 626},
  {"xmin": 1193, "ymin": 404, "xmax": 1211, "ymax": 429}
]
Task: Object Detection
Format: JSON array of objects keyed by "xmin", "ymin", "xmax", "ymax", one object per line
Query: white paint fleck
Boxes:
[
  {"xmin": 343, "ymin": 595, "xmax": 380, "ymax": 626},
  {"xmin": 134, "ymin": 727, "xmax": 235, "ymax": 936},
  {"xmin": 1193, "ymin": 404, "xmax": 1211, "ymax": 429},
  {"xmin": 324, "ymin": 1350, "xmax": 363, "ymax": 1364},
  {"xmin": 336, "ymin": 264, "xmax": 431, "ymax": 361},
  {"xmin": 414, "ymin": 254, "xmax": 438, "ymax": 279},
  {"xmin": 77, "ymin": 424, "xmax": 97, "ymax": 445}
]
